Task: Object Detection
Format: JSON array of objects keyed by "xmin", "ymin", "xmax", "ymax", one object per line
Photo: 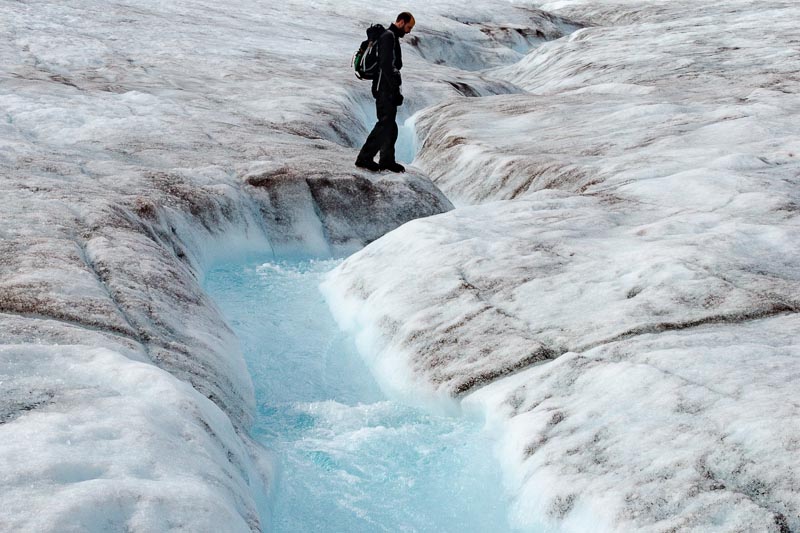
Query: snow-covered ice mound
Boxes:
[{"xmin": 0, "ymin": 344, "xmax": 268, "ymax": 531}]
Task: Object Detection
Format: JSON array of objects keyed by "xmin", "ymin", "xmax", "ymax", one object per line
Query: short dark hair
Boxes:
[{"xmin": 396, "ymin": 12, "xmax": 414, "ymax": 23}]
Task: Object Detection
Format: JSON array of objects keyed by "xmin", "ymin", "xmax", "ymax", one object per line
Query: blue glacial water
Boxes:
[{"xmin": 205, "ymin": 258, "xmax": 514, "ymax": 532}]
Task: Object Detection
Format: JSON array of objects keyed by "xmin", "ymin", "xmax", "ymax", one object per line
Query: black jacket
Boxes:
[{"xmin": 372, "ymin": 23, "xmax": 403, "ymax": 97}]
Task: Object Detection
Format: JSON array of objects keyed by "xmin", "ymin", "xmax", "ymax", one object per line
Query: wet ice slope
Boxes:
[
  {"xmin": 0, "ymin": 0, "xmax": 576, "ymax": 530},
  {"xmin": 324, "ymin": 0, "xmax": 800, "ymax": 531},
  {"xmin": 326, "ymin": 196, "xmax": 800, "ymax": 530},
  {"xmin": 205, "ymin": 259, "xmax": 517, "ymax": 532}
]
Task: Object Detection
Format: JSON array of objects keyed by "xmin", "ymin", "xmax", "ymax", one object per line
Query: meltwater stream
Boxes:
[{"xmin": 205, "ymin": 258, "xmax": 515, "ymax": 532}]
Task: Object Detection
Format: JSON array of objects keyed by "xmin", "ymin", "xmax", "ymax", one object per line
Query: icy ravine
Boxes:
[
  {"xmin": 324, "ymin": 0, "xmax": 800, "ymax": 532},
  {"xmin": 1, "ymin": 0, "xmax": 576, "ymax": 530},
  {"xmin": 13, "ymin": 0, "xmax": 797, "ymax": 530}
]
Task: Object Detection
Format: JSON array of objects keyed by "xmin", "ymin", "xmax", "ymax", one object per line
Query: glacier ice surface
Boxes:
[{"xmin": 4, "ymin": 0, "xmax": 800, "ymax": 530}]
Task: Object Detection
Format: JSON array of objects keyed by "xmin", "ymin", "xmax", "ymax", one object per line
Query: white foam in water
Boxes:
[
  {"xmin": 396, "ymin": 114, "xmax": 418, "ymax": 165},
  {"xmin": 204, "ymin": 258, "xmax": 521, "ymax": 532}
]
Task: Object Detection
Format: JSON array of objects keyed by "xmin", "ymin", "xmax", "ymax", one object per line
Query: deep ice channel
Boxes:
[{"xmin": 205, "ymin": 258, "xmax": 525, "ymax": 532}]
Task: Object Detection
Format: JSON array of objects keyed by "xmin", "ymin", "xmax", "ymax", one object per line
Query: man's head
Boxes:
[{"xmin": 395, "ymin": 12, "xmax": 415, "ymax": 36}]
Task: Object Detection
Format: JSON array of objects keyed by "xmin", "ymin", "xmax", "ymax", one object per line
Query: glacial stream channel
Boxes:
[{"xmin": 205, "ymin": 257, "xmax": 518, "ymax": 532}]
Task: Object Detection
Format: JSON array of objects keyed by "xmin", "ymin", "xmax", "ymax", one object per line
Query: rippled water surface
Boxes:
[{"xmin": 205, "ymin": 258, "xmax": 514, "ymax": 532}]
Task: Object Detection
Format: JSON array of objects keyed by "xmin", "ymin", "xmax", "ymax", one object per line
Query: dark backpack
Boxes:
[{"xmin": 352, "ymin": 24, "xmax": 385, "ymax": 80}]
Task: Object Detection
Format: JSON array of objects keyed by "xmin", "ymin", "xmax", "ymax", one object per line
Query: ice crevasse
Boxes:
[{"xmin": 1, "ymin": 0, "xmax": 800, "ymax": 531}]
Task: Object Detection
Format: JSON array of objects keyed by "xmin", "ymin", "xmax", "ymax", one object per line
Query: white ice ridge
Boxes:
[
  {"xmin": 323, "ymin": 0, "xmax": 800, "ymax": 531},
  {"xmin": 1, "ymin": 0, "xmax": 576, "ymax": 530},
  {"xmin": 0, "ymin": 345, "xmax": 270, "ymax": 531}
]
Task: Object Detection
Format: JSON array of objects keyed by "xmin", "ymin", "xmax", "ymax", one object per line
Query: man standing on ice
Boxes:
[{"xmin": 355, "ymin": 12, "xmax": 415, "ymax": 173}]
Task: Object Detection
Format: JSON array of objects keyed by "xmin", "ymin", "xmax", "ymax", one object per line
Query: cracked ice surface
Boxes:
[
  {"xmin": 324, "ymin": 0, "xmax": 800, "ymax": 531},
  {"xmin": 1, "ymin": 0, "xmax": 578, "ymax": 530}
]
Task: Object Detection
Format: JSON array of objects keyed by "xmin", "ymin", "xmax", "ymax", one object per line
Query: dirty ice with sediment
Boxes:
[{"xmin": 1, "ymin": 0, "xmax": 799, "ymax": 532}]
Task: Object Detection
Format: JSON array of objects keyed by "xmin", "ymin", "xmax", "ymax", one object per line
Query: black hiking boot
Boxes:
[
  {"xmin": 355, "ymin": 158, "xmax": 380, "ymax": 172},
  {"xmin": 379, "ymin": 161, "xmax": 405, "ymax": 173}
]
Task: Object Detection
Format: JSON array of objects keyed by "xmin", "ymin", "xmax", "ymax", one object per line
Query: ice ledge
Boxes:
[
  {"xmin": 0, "ymin": 151, "xmax": 451, "ymax": 531},
  {"xmin": 322, "ymin": 192, "xmax": 800, "ymax": 530}
]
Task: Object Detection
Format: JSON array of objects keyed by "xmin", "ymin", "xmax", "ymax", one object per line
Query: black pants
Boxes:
[{"xmin": 357, "ymin": 92, "xmax": 398, "ymax": 165}]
